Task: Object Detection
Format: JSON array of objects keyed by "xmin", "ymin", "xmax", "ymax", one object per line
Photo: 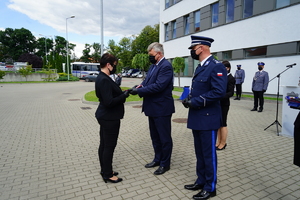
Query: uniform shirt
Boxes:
[
  {"xmin": 234, "ymin": 69, "xmax": 245, "ymax": 84},
  {"xmin": 252, "ymin": 70, "xmax": 269, "ymax": 91}
]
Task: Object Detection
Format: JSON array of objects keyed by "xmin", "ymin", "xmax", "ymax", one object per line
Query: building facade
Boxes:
[{"xmin": 160, "ymin": 0, "xmax": 300, "ymax": 95}]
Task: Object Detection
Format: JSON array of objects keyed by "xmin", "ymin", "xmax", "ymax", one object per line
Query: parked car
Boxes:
[
  {"xmin": 125, "ymin": 69, "xmax": 139, "ymax": 77},
  {"xmin": 137, "ymin": 72, "xmax": 146, "ymax": 78},
  {"xmin": 130, "ymin": 71, "xmax": 141, "ymax": 78},
  {"xmin": 82, "ymin": 72, "xmax": 98, "ymax": 82}
]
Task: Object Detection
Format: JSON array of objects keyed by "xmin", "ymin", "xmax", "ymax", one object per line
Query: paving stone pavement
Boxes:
[{"xmin": 0, "ymin": 78, "xmax": 299, "ymax": 200}]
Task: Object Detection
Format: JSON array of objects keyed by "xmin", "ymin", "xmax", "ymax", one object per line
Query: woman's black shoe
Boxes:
[
  {"xmin": 216, "ymin": 143, "xmax": 227, "ymax": 151},
  {"xmin": 103, "ymin": 177, "xmax": 123, "ymax": 183}
]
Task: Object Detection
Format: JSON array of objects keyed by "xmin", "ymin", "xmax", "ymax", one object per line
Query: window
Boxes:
[
  {"xmin": 165, "ymin": 24, "xmax": 169, "ymax": 41},
  {"xmin": 173, "ymin": 0, "xmax": 178, "ymax": 5},
  {"xmin": 245, "ymin": 46, "xmax": 267, "ymax": 57},
  {"xmin": 212, "ymin": 2, "xmax": 219, "ymax": 27},
  {"xmin": 243, "ymin": 0, "xmax": 253, "ymax": 18},
  {"xmin": 226, "ymin": 0, "xmax": 235, "ymax": 23},
  {"xmin": 223, "ymin": 51, "xmax": 232, "ymax": 60},
  {"xmin": 194, "ymin": 10, "xmax": 200, "ymax": 32},
  {"xmin": 193, "ymin": 59, "xmax": 199, "ymax": 73},
  {"xmin": 172, "ymin": 21, "xmax": 177, "ymax": 39},
  {"xmin": 184, "ymin": 15, "xmax": 190, "ymax": 35},
  {"xmin": 184, "ymin": 57, "xmax": 189, "ymax": 76},
  {"xmin": 165, "ymin": 0, "xmax": 170, "ymax": 9},
  {"xmin": 276, "ymin": 0, "xmax": 290, "ymax": 8}
]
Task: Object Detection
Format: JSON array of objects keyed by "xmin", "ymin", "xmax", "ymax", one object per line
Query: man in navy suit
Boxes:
[
  {"xmin": 251, "ymin": 62, "xmax": 269, "ymax": 112},
  {"xmin": 182, "ymin": 36, "xmax": 227, "ymax": 200},
  {"xmin": 130, "ymin": 42, "xmax": 175, "ymax": 175}
]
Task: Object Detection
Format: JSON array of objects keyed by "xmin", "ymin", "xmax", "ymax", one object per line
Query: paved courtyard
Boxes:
[{"xmin": 0, "ymin": 78, "xmax": 299, "ymax": 200}]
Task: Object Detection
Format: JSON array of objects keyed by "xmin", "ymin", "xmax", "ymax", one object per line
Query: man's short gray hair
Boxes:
[{"xmin": 147, "ymin": 42, "xmax": 164, "ymax": 55}]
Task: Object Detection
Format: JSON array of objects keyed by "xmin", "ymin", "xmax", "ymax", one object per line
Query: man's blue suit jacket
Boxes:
[{"xmin": 137, "ymin": 58, "xmax": 175, "ymax": 117}]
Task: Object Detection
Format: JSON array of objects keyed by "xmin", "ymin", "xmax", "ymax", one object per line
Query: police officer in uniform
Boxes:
[
  {"xmin": 182, "ymin": 36, "xmax": 227, "ymax": 200},
  {"xmin": 234, "ymin": 64, "xmax": 245, "ymax": 100},
  {"xmin": 251, "ymin": 62, "xmax": 269, "ymax": 112}
]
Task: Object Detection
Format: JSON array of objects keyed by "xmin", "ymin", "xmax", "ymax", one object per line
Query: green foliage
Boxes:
[
  {"xmin": 0, "ymin": 70, "xmax": 5, "ymax": 79},
  {"xmin": 84, "ymin": 87, "xmax": 180, "ymax": 102},
  {"xmin": 132, "ymin": 54, "xmax": 150, "ymax": 72},
  {"xmin": 131, "ymin": 24, "xmax": 159, "ymax": 55},
  {"xmin": 172, "ymin": 57, "xmax": 185, "ymax": 87},
  {"xmin": 41, "ymin": 64, "xmax": 57, "ymax": 82},
  {"xmin": 0, "ymin": 28, "xmax": 36, "ymax": 60},
  {"xmin": 18, "ymin": 65, "xmax": 33, "ymax": 81},
  {"xmin": 80, "ymin": 44, "xmax": 92, "ymax": 62},
  {"xmin": 56, "ymin": 73, "xmax": 79, "ymax": 81}
]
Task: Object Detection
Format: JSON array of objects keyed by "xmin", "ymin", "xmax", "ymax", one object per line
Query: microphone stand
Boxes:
[{"xmin": 264, "ymin": 65, "xmax": 294, "ymax": 135}]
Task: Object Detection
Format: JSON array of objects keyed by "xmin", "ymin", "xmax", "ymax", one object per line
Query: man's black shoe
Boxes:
[
  {"xmin": 251, "ymin": 108, "xmax": 257, "ymax": 111},
  {"xmin": 193, "ymin": 190, "xmax": 216, "ymax": 200},
  {"xmin": 258, "ymin": 109, "xmax": 263, "ymax": 112},
  {"xmin": 184, "ymin": 183, "xmax": 204, "ymax": 190},
  {"xmin": 145, "ymin": 161, "xmax": 159, "ymax": 168},
  {"xmin": 153, "ymin": 166, "xmax": 170, "ymax": 175}
]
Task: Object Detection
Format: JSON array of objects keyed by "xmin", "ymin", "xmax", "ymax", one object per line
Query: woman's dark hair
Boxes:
[
  {"xmin": 222, "ymin": 60, "xmax": 231, "ymax": 72},
  {"xmin": 100, "ymin": 53, "xmax": 118, "ymax": 68}
]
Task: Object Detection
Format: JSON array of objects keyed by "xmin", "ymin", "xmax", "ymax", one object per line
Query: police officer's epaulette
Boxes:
[{"xmin": 212, "ymin": 59, "xmax": 220, "ymax": 64}]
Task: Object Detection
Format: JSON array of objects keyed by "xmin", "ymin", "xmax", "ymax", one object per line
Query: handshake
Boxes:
[{"xmin": 123, "ymin": 85, "xmax": 142, "ymax": 97}]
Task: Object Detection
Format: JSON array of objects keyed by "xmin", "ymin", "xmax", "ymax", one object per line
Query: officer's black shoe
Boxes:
[
  {"xmin": 193, "ymin": 190, "xmax": 216, "ymax": 200},
  {"xmin": 184, "ymin": 183, "xmax": 204, "ymax": 190},
  {"xmin": 145, "ymin": 161, "xmax": 160, "ymax": 168},
  {"xmin": 251, "ymin": 108, "xmax": 257, "ymax": 111},
  {"xmin": 258, "ymin": 108, "xmax": 263, "ymax": 112},
  {"xmin": 153, "ymin": 166, "xmax": 170, "ymax": 175},
  {"xmin": 234, "ymin": 97, "xmax": 239, "ymax": 100}
]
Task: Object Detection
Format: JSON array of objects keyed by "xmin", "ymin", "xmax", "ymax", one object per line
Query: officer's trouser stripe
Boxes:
[{"xmin": 211, "ymin": 130, "xmax": 217, "ymax": 192}]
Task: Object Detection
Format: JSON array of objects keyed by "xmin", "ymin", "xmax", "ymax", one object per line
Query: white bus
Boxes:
[{"xmin": 71, "ymin": 62, "xmax": 100, "ymax": 78}]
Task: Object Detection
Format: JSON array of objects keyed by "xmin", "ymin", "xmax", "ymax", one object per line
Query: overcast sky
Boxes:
[{"xmin": 0, "ymin": 0, "xmax": 160, "ymax": 57}]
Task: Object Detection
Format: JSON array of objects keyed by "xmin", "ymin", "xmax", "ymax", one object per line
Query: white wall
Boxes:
[
  {"xmin": 161, "ymin": 1, "xmax": 300, "ymax": 95},
  {"xmin": 174, "ymin": 55, "xmax": 300, "ymax": 95}
]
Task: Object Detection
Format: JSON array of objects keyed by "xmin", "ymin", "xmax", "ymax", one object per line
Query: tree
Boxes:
[
  {"xmin": 80, "ymin": 44, "xmax": 92, "ymax": 63},
  {"xmin": 18, "ymin": 53, "xmax": 43, "ymax": 68},
  {"xmin": 172, "ymin": 57, "xmax": 185, "ymax": 87},
  {"xmin": 18, "ymin": 65, "xmax": 33, "ymax": 81},
  {"xmin": 35, "ymin": 37, "xmax": 54, "ymax": 58},
  {"xmin": 91, "ymin": 43, "xmax": 101, "ymax": 63},
  {"xmin": 131, "ymin": 24, "xmax": 159, "ymax": 55},
  {"xmin": 107, "ymin": 39, "xmax": 120, "ymax": 57},
  {"xmin": 0, "ymin": 70, "xmax": 5, "ymax": 80},
  {"xmin": 117, "ymin": 37, "xmax": 133, "ymax": 69},
  {"xmin": 0, "ymin": 28, "xmax": 36, "ymax": 61},
  {"xmin": 132, "ymin": 53, "xmax": 150, "ymax": 76}
]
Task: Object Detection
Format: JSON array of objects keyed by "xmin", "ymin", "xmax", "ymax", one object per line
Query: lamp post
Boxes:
[
  {"xmin": 66, "ymin": 15, "xmax": 75, "ymax": 80},
  {"xmin": 100, "ymin": 0, "xmax": 103, "ymax": 56},
  {"xmin": 39, "ymin": 34, "xmax": 47, "ymax": 64}
]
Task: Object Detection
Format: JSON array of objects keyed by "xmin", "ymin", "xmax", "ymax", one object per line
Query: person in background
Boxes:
[
  {"xmin": 95, "ymin": 53, "xmax": 130, "ymax": 183},
  {"xmin": 182, "ymin": 35, "xmax": 227, "ymax": 200},
  {"xmin": 251, "ymin": 62, "xmax": 269, "ymax": 112},
  {"xmin": 234, "ymin": 64, "xmax": 245, "ymax": 100},
  {"xmin": 129, "ymin": 42, "xmax": 175, "ymax": 175},
  {"xmin": 115, "ymin": 73, "xmax": 122, "ymax": 86},
  {"xmin": 215, "ymin": 60, "xmax": 235, "ymax": 151}
]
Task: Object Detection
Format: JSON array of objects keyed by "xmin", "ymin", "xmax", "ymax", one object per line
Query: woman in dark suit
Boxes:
[
  {"xmin": 95, "ymin": 53, "xmax": 130, "ymax": 183},
  {"xmin": 216, "ymin": 60, "xmax": 235, "ymax": 150}
]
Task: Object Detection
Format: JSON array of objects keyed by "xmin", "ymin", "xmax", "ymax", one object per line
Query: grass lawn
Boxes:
[{"xmin": 85, "ymin": 87, "xmax": 180, "ymax": 102}]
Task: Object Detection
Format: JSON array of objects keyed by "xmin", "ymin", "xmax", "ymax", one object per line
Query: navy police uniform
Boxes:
[
  {"xmin": 185, "ymin": 36, "xmax": 227, "ymax": 194},
  {"xmin": 252, "ymin": 62, "xmax": 269, "ymax": 111}
]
